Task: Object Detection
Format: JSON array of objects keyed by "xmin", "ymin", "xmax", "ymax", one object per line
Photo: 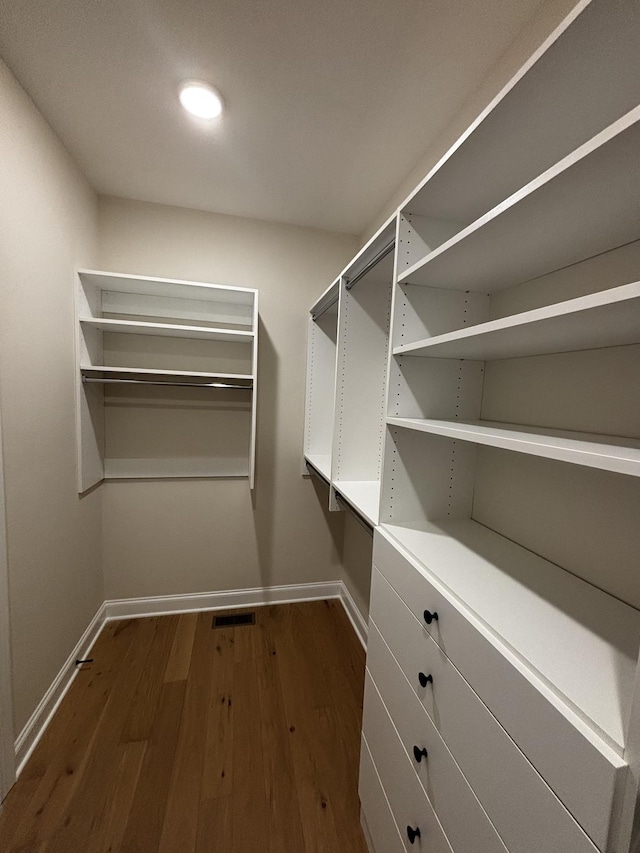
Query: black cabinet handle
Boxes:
[
  {"xmin": 407, "ymin": 825, "xmax": 421, "ymax": 844},
  {"xmin": 418, "ymin": 672, "xmax": 433, "ymax": 688},
  {"xmin": 423, "ymin": 609, "xmax": 439, "ymax": 625},
  {"xmin": 413, "ymin": 745, "xmax": 428, "ymax": 763}
]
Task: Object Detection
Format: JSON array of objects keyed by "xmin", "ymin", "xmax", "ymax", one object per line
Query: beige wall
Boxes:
[
  {"xmin": 97, "ymin": 196, "xmax": 356, "ymax": 599},
  {"xmin": 0, "ymin": 60, "xmax": 103, "ymax": 733}
]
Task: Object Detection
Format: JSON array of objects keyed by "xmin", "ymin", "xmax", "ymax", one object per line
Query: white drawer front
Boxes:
[
  {"xmin": 372, "ymin": 527, "xmax": 623, "ymax": 851},
  {"xmin": 365, "ymin": 632, "xmax": 507, "ymax": 853},
  {"xmin": 362, "ymin": 699, "xmax": 453, "ymax": 853},
  {"xmin": 359, "ymin": 739, "xmax": 406, "ymax": 853},
  {"xmin": 370, "ymin": 567, "xmax": 599, "ymax": 853}
]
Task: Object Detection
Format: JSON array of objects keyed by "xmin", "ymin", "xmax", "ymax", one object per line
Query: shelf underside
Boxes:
[
  {"xmin": 400, "ymin": 109, "xmax": 640, "ymax": 291},
  {"xmin": 387, "ymin": 417, "xmax": 640, "ymax": 477},
  {"xmin": 381, "ymin": 519, "xmax": 640, "ymax": 750},
  {"xmin": 80, "ymin": 317, "xmax": 253, "ymax": 343},
  {"xmin": 81, "ymin": 365, "xmax": 253, "ymax": 388},
  {"xmin": 103, "ymin": 457, "xmax": 249, "ymax": 480},
  {"xmin": 333, "ymin": 480, "xmax": 380, "ymax": 527},
  {"xmin": 394, "ymin": 281, "xmax": 640, "ymax": 360}
]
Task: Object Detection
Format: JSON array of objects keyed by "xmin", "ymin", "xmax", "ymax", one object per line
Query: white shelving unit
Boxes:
[
  {"xmin": 75, "ymin": 270, "xmax": 258, "ymax": 492},
  {"xmin": 332, "ymin": 2, "xmax": 640, "ymax": 853},
  {"xmin": 330, "ymin": 216, "xmax": 396, "ymax": 526},
  {"xmin": 303, "ymin": 280, "xmax": 340, "ymax": 484},
  {"xmin": 303, "ymin": 215, "xmax": 396, "ymax": 526}
]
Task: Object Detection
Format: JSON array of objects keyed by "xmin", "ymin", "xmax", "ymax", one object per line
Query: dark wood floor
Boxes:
[{"xmin": 0, "ymin": 600, "xmax": 368, "ymax": 852}]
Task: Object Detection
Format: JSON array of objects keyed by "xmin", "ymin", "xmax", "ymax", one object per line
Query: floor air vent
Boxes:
[{"xmin": 212, "ymin": 612, "xmax": 256, "ymax": 628}]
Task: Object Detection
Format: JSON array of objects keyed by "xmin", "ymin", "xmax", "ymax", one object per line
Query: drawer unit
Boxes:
[
  {"xmin": 372, "ymin": 526, "xmax": 625, "ymax": 851},
  {"xmin": 362, "ymin": 693, "xmax": 453, "ymax": 853},
  {"xmin": 364, "ymin": 662, "xmax": 506, "ymax": 853},
  {"xmin": 359, "ymin": 739, "xmax": 406, "ymax": 853},
  {"xmin": 370, "ymin": 566, "xmax": 599, "ymax": 853}
]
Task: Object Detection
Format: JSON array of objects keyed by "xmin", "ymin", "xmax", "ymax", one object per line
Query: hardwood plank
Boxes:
[
  {"xmin": 119, "ymin": 679, "xmax": 187, "ymax": 853},
  {"xmin": 231, "ymin": 623, "xmax": 270, "ymax": 850},
  {"xmin": 196, "ymin": 796, "xmax": 232, "ymax": 853},
  {"xmin": 164, "ymin": 612, "xmax": 198, "ymax": 683},
  {"xmin": 42, "ymin": 617, "xmax": 163, "ymax": 852},
  {"xmin": 200, "ymin": 628, "xmax": 235, "ymax": 801},
  {"xmin": 121, "ymin": 615, "xmax": 179, "ymax": 742},
  {"xmin": 85, "ymin": 740, "xmax": 147, "ymax": 853},
  {"xmin": 0, "ymin": 619, "xmax": 141, "ymax": 850},
  {"xmin": 257, "ymin": 611, "xmax": 306, "ymax": 853},
  {"xmin": 158, "ymin": 613, "xmax": 213, "ymax": 853}
]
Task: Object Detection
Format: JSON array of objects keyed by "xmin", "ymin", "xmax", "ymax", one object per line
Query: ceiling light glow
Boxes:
[{"xmin": 179, "ymin": 81, "xmax": 223, "ymax": 119}]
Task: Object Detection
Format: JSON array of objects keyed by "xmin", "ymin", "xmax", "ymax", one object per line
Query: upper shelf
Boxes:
[
  {"xmin": 399, "ymin": 108, "xmax": 640, "ymax": 292},
  {"xmin": 386, "ymin": 417, "xmax": 640, "ymax": 478},
  {"xmin": 80, "ymin": 317, "xmax": 254, "ymax": 343},
  {"xmin": 402, "ymin": 0, "xmax": 640, "ymax": 229},
  {"xmin": 393, "ymin": 281, "xmax": 640, "ymax": 360},
  {"xmin": 79, "ymin": 269, "xmax": 256, "ymax": 304}
]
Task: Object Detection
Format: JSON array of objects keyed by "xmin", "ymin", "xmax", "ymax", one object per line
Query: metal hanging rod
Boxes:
[
  {"xmin": 311, "ymin": 292, "xmax": 339, "ymax": 322},
  {"xmin": 334, "ymin": 492, "xmax": 374, "ymax": 533},
  {"xmin": 83, "ymin": 377, "xmax": 252, "ymax": 390},
  {"xmin": 344, "ymin": 239, "xmax": 395, "ymax": 291},
  {"xmin": 305, "ymin": 460, "xmax": 330, "ymax": 484}
]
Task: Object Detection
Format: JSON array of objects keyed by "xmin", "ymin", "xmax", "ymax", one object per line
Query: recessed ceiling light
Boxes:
[{"xmin": 179, "ymin": 81, "xmax": 223, "ymax": 119}]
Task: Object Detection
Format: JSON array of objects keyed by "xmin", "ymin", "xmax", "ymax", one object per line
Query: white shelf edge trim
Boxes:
[
  {"xmin": 387, "ymin": 417, "xmax": 640, "ymax": 477},
  {"xmin": 79, "ymin": 317, "xmax": 254, "ymax": 342}
]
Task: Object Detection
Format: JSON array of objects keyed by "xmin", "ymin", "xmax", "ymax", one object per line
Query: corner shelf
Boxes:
[{"xmin": 76, "ymin": 270, "xmax": 258, "ymax": 492}]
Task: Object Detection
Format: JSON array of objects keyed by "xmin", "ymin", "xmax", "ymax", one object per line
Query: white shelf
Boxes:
[
  {"xmin": 381, "ymin": 518, "xmax": 640, "ymax": 750},
  {"xmin": 394, "ymin": 282, "xmax": 640, "ymax": 361},
  {"xmin": 81, "ymin": 365, "xmax": 253, "ymax": 387},
  {"xmin": 387, "ymin": 417, "xmax": 640, "ymax": 477},
  {"xmin": 79, "ymin": 269, "xmax": 256, "ymax": 304},
  {"xmin": 401, "ymin": 0, "xmax": 640, "ymax": 228},
  {"xmin": 104, "ymin": 457, "xmax": 249, "ymax": 480},
  {"xmin": 399, "ymin": 108, "xmax": 640, "ymax": 292},
  {"xmin": 80, "ymin": 317, "xmax": 253, "ymax": 343},
  {"xmin": 304, "ymin": 454, "xmax": 332, "ymax": 482},
  {"xmin": 333, "ymin": 480, "xmax": 380, "ymax": 527}
]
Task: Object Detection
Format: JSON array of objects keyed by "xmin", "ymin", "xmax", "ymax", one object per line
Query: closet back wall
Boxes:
[{"xmin": 97, "ymin": 196, "xmax": 357, "ymax": 599}]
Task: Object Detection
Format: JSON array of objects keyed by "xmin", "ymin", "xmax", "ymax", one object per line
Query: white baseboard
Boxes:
[
  {"xmin": 339, "ymin": 583, "xmax": 368, "ymax": 649},
  {"xmin": 14, "ymin": 602, "xmax": 107, "ymax": 776},
  {"xmin": 14, "ymin": 580, "xmax": 368, "ymax": 779},
  {"xmin": 103, "ymin": 581, "xmax": 344, "ymax": 620}
]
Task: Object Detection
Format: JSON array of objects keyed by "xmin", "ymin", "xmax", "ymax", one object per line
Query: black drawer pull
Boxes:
[
  {"xmin": 413, "ymin": 745, "xmax": 428, "ymax": 763},
  {"xmin": 418, "ymin": 672, "xmax": 433, "ymax": 688},
  {"xmin": 423, "ymin": 609, "xmax": 439, "ymax": 625},
  {"xmin": 407, "ymin": 825, "xmax": 421, "ymax": 844}
]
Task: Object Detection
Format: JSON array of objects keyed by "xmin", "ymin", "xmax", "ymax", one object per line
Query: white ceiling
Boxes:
[{"xmin": 0, "ymin": 0, "xmax": 546, "ymax": 235}]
